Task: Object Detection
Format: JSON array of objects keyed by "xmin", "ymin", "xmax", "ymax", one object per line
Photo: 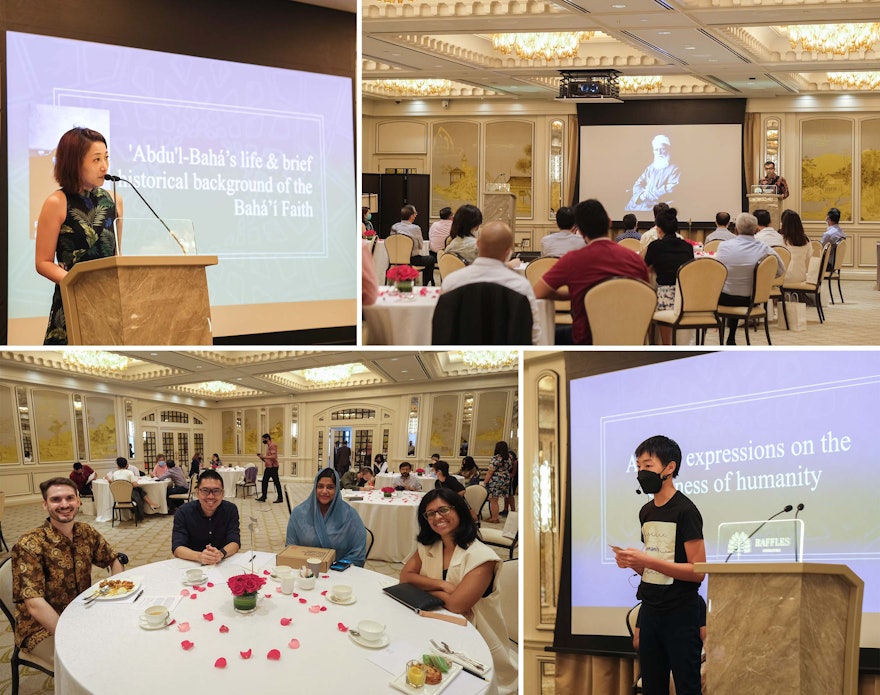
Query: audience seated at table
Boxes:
[
  {"xmin": 459, "ymin": 456, "xmax": 482, "ymax": 486},
  {"xmin": 639, "ymin": 202, "xmax": 670, "ymax": 254},
  {"xmin": 438, "ymin": 221, "xmax": 542, "ymax": 345},
  {"xmin": 781, "ymin": 210, "xmax": 811, "ymax": 284},
  {"xmin": 69, "ymin": 461, "xmax": 95, "ymax": 496},
  {"xmin": 705, "ymin": 211, "xmax": 735, "ymax": 243},
  {"xmin": 150, "ymin": 454, "xmax": 168, "ymax": 478},
  {"xmin": 341, "ymin": 466, "xmax": 375, "ymax": 490},
  {"xmin": 400, "ymin": 488, "xmax": 518, "ymax": 695},
  {"xmin": 535, "ymin": 198, "xmax": 649, "ymax": 345},
  {"xmin": 433, "ymin": 460, "xmax": 466, "ymax": 495},
  {"xmin": 444, "ymin": 204, "xmax": 482, "ymax": 265},
  {"xmin": 390, "ymin": 204, "xmax": 435, "ymax": 286},
  {"xmin": 429, "ymin": 206, "xmax": 453, "ymax": 259},
  {"xmin": 754, "ymin": 208, "xmax": 783, "ymax": 247},
  {"xmin": 105, "ymin": 456, "xmax": 158, "ymax": 520},
  {"xmin": 821, "ymin": 207, "xmax": 846, "ymax": 246},
  {"xmin": 373, "ymin": 453, "xmax": 388, "ymax": 475},
  {"xmin": 154, "ymin": 459, "xmax": 189, "ymax": 511},
  {"xmin": 614, "ymin": 213, "xmax": 642, "ymax": 243},
  {"xmin": 393, "ymin": 462, "xmax": 423, "ymax": 492},
  {"xmin": 644, "ymin": 206, "xmax": 695, "ymax": 345},
  {"xmin": 172, "ymin": 469, "xmax": 240, "ymax": 565},
  {"xmin": 210, "ymin": 453, "xmax": 222, "ymax": 469},
  {"xmin": 286, "ymin": 468, "xmax": 367, "ymax": 567},
  {"xmin": 483, "ymin": 441, "xmax": 513, "ymax": 524},
  {"xmin": 542, "ymin": 206, "xmax": 586, "ymax": 256}
]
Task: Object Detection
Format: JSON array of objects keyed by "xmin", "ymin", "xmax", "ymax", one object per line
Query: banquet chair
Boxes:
[
  {"xmin": 584, "ymin": 277, "xmax": 657, "ymax": 345},
  {"xmin": 0, "ymin": 558, "xmax": 56, "ymax": 695},
  {"xmin": 769, "ymin": 246, "xmax": 791, "ymax": 329},
  {"xmin": 169, "ymin": 475, "xmax": 198, "ymax": 508},
  {"xmin": 499, "ymin": 558, "xmax": 518, "ymax": 645},
  {"xmin": 825, "ymin": 237, "xmax": 848, "ymax": 304},
  {"xmin": 431, "ymin": 283, "xmax": 533, "ymax": 345},
  {"xmin": 236, "ymin": 464, "xmax": 258, "ymax": 498},
  {"xmin": 385, "ymin": 234, "xmax": 426, "ymax": 285},
  {"xmin": 810, "ymin": 239, "xmax": 823, "ymax": 258},
  {"xmin": 625, "ymin": 603, "xmax": 643, "ymax": 694},
  {"xmin": 109, "ymin": 480, "xmax": 138, "ymax": 527},
  {"xmin": 717, "ymin": 254, "xmax": 777, "ymax": 345},
  {"xmin": 0, "ymin": 491, "xmax": 8, "ymax": 552},
  {"xmin": 524, "ymin": 256, "xmax": 557, "ymax": 288},
  {"xmin": 618, "ymin": 237, "xmax": 642, "ymax": 253},
  {"xmin": 701, "ymin": 239, "xmax": 722, "ymax": 254},
  {"xmin": 365, "ymin": 527, "xmax": 375, "ymax": 560},
  {"xmin": 782, "ymin": 242, "xmax": 833, "ymax": 323},
  {"xmin": 480, "ymin": 511, "xmax": 518, "ymax": 559},
  {"xmin": 284, "ymin": 484, "xmax": 294, "ymax": 514},
  {"xmin": 437, "ymin": 251, "xmax": 467, "ymax": 281},
  {"xmin": 463, "ymin": 485, "xmax": 488, "ymax": 523},
  {"xmin": 651, "ymin": 257, "xmax": 727, "ymax": 345}
]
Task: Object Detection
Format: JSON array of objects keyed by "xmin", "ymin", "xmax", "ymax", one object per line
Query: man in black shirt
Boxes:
[
  {"xmin": 614, "ymin": 435, "xmax": 705, "ymax": 695},
  {"xmin": 432, "ymin": 460, "xmax": 465, "ymax": 495},
  {"xmin": 172, "ymin": 470, "xmax": 240, "ymax": 565}
]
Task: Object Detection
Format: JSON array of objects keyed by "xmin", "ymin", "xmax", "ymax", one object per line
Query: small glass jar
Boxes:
[{"xmin": 406, "ymin": 660, "xmax": 426, "ymax": 688}]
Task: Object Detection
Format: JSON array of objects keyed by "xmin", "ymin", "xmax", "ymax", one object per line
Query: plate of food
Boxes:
[
  {"xmin": 85, "ymin": 576, "xmax": 142, "ymax": 601},
  {"xmin": 389, "ymin": 655, "xmax": 461, "ymax": 694}
]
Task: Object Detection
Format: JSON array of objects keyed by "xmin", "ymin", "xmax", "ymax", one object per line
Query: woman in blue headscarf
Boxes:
[{"xmin": 285, "ymin": 468, "xmax": 366, "ymax": 567}]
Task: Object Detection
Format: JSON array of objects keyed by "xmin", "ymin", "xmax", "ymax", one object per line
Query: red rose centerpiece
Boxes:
[
  {"xmin": 381, "ymin": 486, "xmax": 394, "ymax": 499},
  {"xmin": 386, "ymin": 264, "xmax": 419, "ymax": 293},
  {"xmin": 415, "ymin": 468, "xmax": 426, "ymax": 475},
  {"xmin": 228, "ymin": 572, "xmax": 266, "ymax": 614},
  {"xmin": 363, "ymin": 229, "xmax": 376, "ymax": 240}
]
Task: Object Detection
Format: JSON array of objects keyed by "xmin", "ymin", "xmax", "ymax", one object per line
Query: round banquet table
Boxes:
[
  {"xmin": 55, "ymin": 554, "xmax": 493, "ymax": 695},
  {"xmin": 374, "ymin": 473, "xmax": 465, "ymax": 490},
  {"xmin": 344, "ymin": 490, "xmax": 424, "ymax": 563},
  {"xmin": 92, "ymin": 478, "xmax": 170, "ymax": 521},
  {"xmin": 215, "ymin": 466, "xmax": 246, "ymax": 491}
]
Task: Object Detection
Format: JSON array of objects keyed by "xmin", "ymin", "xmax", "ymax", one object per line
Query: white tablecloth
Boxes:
[
  {"xmin": 373, "ymin": 238, "xmax": 431, "ymax": 285},
  {"xmin": 55, "ymin": 555, "xmax": 492, "ymax": 695},
  {"xmin": 374, "ymin": 474, "xmax": 464, "ymax": 490},
  {"xmin": 345, "ymin": 490, "xmax": 425, "ymax": 563},
  {"xmin": 92, "ymin": 478, "xmax": 171, "ymax": 522},
  {"xmin": 216, "ymin": 467, "xmax": 246, "ymax": 491}
]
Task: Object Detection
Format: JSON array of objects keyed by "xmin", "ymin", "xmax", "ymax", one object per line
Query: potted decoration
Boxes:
[
  {"xmin": 386, "ymin": 265, "xmax": 419, "ymax": 293},
  {"xmin": 381, "ymin": 486, "xmax": 394, "ymax": 499},
  {"xmin": 227, "ymin": 571, "xmax": 267, "ymax": 614},
  {"xmin": 362, "ymin": 228, "xmax": 376, "ymax": 241},
  {"xmin": 415, "ymin": 468, "xmax": 426, "ymax": 475}
]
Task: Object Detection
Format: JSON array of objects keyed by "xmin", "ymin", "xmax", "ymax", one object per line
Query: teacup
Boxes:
[
  {"xmin": 331, "ymin": 584, "xmax": 352, "ymax": 602},
  {"xmin": 185, "ymin": 568, "xmax": 206, "ymax": 583},
  {"xmin": 143, "ymin": 605, "xmax": 169, "ymax": 627},
  {"xmin": 356, "ymin": 619, "xmax": 385, "ymax": 643},
  {"xmin": 280, "ymin": 574, "xmax": 296, "ymax": 594},
  {"xmin": 274, "ymin": 566, "xmax": 294, "ymax": 578}
]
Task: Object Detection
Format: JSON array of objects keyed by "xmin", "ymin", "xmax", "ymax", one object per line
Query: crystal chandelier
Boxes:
[
  {"xmin": 450, "ymin": 350, "xmax": 518, "ymax": 370},
  {"xmin": 62, "ymin": 350, "xmax": 132, "ymax": 371},
  {"xmin": 619, "ymin": 75, "xmax": 663, "ymax": 93},
  {"xmin": 827, "ymin": 71, "xmax": 880, "ymax": 90},
  {"xmin": 785, "ymin": 23, "xmax": 880, "ymax": 55},
  {"xmin": 491, "ymin": 32, "xmax": 595, "ymax": 61},
  {"xmin": 374, "ymin": 79, "xmax": 453, "ymax": 97},
  {"xmin": 299, "ymin": 363, "xmax": 367, "ymax": 385},
  {"xmin": 194, "ymin": 381, "xmax": 237, "ymax": 395}
]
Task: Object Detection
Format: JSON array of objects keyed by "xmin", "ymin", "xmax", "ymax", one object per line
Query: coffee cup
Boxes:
[
  {"xmin": 280, "ymin": 574, "xmax": 296, "ymax": 594},
  {"xmin": 143, "ymin": 605, "xmax": 169, "ymax": 627},
  {"xmin": 185, "ymin": 568, "xmax": 206, "ymax": 583},
  {"xmin": 331, "ymin": 584, "xmax": 352, "ymax": 602},
  {"xmin": 356, "ymin": 619, "xmax": 385, "ymax": 643},
  {"xmin": 306, "ymin": 558, "xmax": 321, "ymax": 578},
  {"xmin": 274, "ymin": 566, "xmax": 294, "ymax": 579}
]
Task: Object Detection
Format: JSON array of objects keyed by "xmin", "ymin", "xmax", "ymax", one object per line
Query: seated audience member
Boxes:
[
  {"xmin": 705, "ymin": 212, "xmax": 735, "ymax": 243},
  {"xmin": 644, "ymin": 206, "xmax": 695, "ymax": 344},
  {"xmin": 154, "ymin": 459, "xmax": 189, "ymax": 510},
  {"xmin": 151, "ymin": 454, "xmax": 168, "ymax": 478},
  {"xmin": 393, "ymin": 462, "xmax": 423, "ymax": 492},
  {"xmin": 614, "ymin": 213, "xmax": 641, "ymax": 243},
  {"xmin": 390, "ymin": 204, "xmax": 435, "ymax": 286},
  {"xmin": 210, "ymin": 453, "xmax": 222, "ymax": 469},
  {"xmin": 638, "ymin": 202, "xmax": 670, "ymax": 254},
  {"xmin": 286, "ymin": 468, "xmax": 366, "ymax": 567},
  {"xmin": 401, "ymin": 489, "xmax": 518, "ymax": 694},
  {"xmin": 340, "ymin": 466, "xmax": 360, "ymax": 490},
  {"xmin": 781, "ymin": 211, "xmax": 811, "ymax": 284},
  {"xmin": 373, "ymin": 453, "xmax": 388, "ymax": 475},
  {"xmin": 445, "ymin": 204, "xmax": 482, "ymax": 265},
  {"xmin": 715, "ymin": 212, "xmax": 784, "ymax": 345},
  {"xmin": 433, "ymin": 460, "xmax": 466, "ymax": 495},
  {"xmin": 535, "ymin": 198, "xmax": 649, "ymax": 345},
  {"xmin": 357, "ymin": 467, "xmax": 375, "ymax": 490},
  {"xmin": 459, "ymin": 456, "xmax": 481, "ymax": 486},
  {"xmin": 429, "ymin": 206, "xmax": 453, "ymax": 259},
  {"xmin": 362, "ymin": 239, "xmax": 378, "ymax": 306},
  {"xmin": 106, "ymin": 456, "xmax": 158, "ymax": 520},
  {"xmin": 362, "ymin": 206, "xmax": 374, "ymax": 233},
  {"xmin": 440, "ymin": 220, "xmax": 543, "ymax": 345},
  {"xmin": 69, "ymin": 461, "xmax": 95, "ymax": 496},
  {"xmin": 542, "ymin": 206, "xmax": 586, "ymax": 256},
  {"xmin": 821, "ymin": 207, "xmax": 846, "ymax": 246},
  {"xmin": 172, "ymin": 469, "xmax": 240, "ymax": 564},
  {"xmin": 753, "ymin": 209, "xmax": 783, "ymax": 246},
  {"xmin": 12, "ymin": 477, "xmax": 123, "ymax": 662}
]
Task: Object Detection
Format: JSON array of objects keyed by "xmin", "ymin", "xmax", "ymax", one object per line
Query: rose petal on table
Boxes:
[
  {"xmin": 322, "ymin": 574, "xmax": 329, "ymax": 579},
  {"xmin": 267, "ymin": 649, "xmax": 281, "ymax": 661},
  {"xmin": 206, "ymin": 582, "xmax": 214, "ymax": 588},
  {"xmin": 319, "ymin": 606, "xmax": 327, "ymax": 612},
  {"xmin": 180, "ymin": 589, "xmax": 190, "ymax": 597},
  {"xmin": 275, "ymin": 585, "xmax": 282, "ymax": 593},
  {"xmin": 181, "ymin": 640, "xmax": 194, "ymax": 651},
  {"xmin": 308, "ymin": 605, "xmax": 321, "ymax": 613},
  {"xmin": 288, "ymin": 638, "xmax": 300, "ymax": 649},
  {"xmin": 178, "ymin": 622, "xmax": 191, "ymax": 632},
  {"xmin": 219, "ymin": 625, "xmax": 229, "ymax": 633},
  {"xmin": 293, "ymin": 593, "xmax": 299, "ymax": 598},
  {"xmin": 264, "ymin": 593, "xmax": 273, "ymax": 599},
  {"xmin": 298, "ymin": 597, "xmax": 307, "ymax": 604},
  {"xmin": 202, "ymin": 612, "xmax": 214, "ymax": 621},
  {"xmin": 337, "ymin": 622, "xmax": 348, "ymax": 632},
  {"xmin": 263, "ymin": 570, "xmax": 271, "ymax": 575},
  {"xmin": 214, "ymin": 657, "xmax": 227, "ymax": 669},
  {"xmin": 280, "ymin": 617, "xmax": 292, "ymax": 626},
  {"xmin": 195, "ymin": 585, "xmax": 206, "ymax": 592},
  {"xmin": 240, "ymin": 649, "xmax": 252, "ymax": 659},
  {"xmin": 190, "ymin": 593, "xmax": 198, "ymax": 600},
  {"xmin": 320, "ymin": 590, "xmax": 328, "ymax": 596}
]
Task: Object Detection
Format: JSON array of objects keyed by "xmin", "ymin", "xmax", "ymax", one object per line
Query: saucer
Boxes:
[
  {"xmin": 138, "ymin": 616, "xmax": 169, "ymax": 631},
  {"xmin": 348, "ymin": 630, "xmax": 389, "ymax": 649},
  {"xmin": 327, "ymin": 594, "xmax": 356, "ymax": 606},
  {"xmin": 182, "ymin": 576, "xmax": 207, "ymax": 586}
]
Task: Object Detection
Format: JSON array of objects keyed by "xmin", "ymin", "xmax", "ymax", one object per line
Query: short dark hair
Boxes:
[
  {"xmin": 54, "ymin": 127, "xmax": 107, "ymax": 192},
  {"xmin": 715, "ymin": 212, "xmax": 731, "ymax": 227},
  {"xmin": 652, "ymin": 202, "xmax": 670, "ymax": 220},
  {"xmin": 573, "ymin": 199, "xmax": 611, "ymax": 240},
  {"xmin": 556, "ymin": 206, "xmax": 575, "ymax": 230},
  {"xmin": 753, "ymin": 209, "xmax": 771, "ymax": 227},
  {"xmin": 827, "ymin": 207, "xmax": 841, "ymax": 224},
  {"xmin": 360, "ymin": 466, "xmax": 373, "ymax": 476},
  {"xmin": 764, "ymin": 160, "xmax": 775, "ymax": 167},
  {"xmin": 40, "ymin": 477, "xmax": 78, "ymax": 499},
  {"xmin": 116, "ymin": 457, "xmax": 128, "ymax": 468},
  {"xmin": 416, "ymin": 488, "xmax": 478, "ymax": 548},
  {"xmin": 198, "ymin": 469, "xmax": 224, "ymax": 488},
  {"xmin": 450, "ymin": 204, "xmax": 482, "ymax": 239},
  {"xmin": 262, "ymin": 433, "xmax": 271, "ymax": 440},
  {"xmin": 635, "ymin": 435, "xmax": 682, "ymax": 477},
  {"xmin": 399, "ymin": 461, "xmax": 412, "ymax": 471},
  {"xmin": 431, "ymin": 453, "xmax": 440, "ymax": 460},
  {"xmin": 72, "ymin": 462, "xmax": 83, "ymax": 470},
  {"xmin": 434, "ymin": 460, "xmax": 450, "ymax": 476},
  {"xmin": 167, "ymin": 460, "xmax": 177, "ymax": 468},
  {"xmin": 401, "ymin": 204, "xmax": 416, "ymax": 221},
  {"xmin": 439, "ymin": 206, "xmax": 453, "ymax": 220},
  {"xmin": 622, "ymin": 213, "xmax": 638, "ymax": 231}
]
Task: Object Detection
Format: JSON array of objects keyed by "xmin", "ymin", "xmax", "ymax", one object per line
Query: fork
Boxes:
[
  {"xmin": 430, "ymin": 639, "xmax": 485, "ymax": 671},
  {"xmin": 83, "ymin": 586, "xmax": 111, "ymax": 605}
]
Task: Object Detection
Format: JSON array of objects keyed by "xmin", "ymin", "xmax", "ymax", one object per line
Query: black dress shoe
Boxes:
[
  {"xmin": 274, "ymin": 499, "xmax": 284, "ymax": 503},
  {"xmin": 255, "ymin": 497, "xmax": 266, "ymax": 502}
]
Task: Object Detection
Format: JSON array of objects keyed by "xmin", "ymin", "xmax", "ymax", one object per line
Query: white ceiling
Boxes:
[{"xmin": 362, "ymin": 0, "xmax": 880, "ymax": 100}]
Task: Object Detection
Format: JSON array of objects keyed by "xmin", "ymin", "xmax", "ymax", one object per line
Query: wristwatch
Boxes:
[{"xmin": 219, "ymin": 548, "xmax": 228, "ymax": 559}]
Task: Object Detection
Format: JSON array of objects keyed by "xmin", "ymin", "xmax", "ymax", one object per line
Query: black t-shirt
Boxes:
[
  {"xmin": 636, "ymin": 490, "xmax": 703, "ymax": 611},
  {"xmin": 644, "ymin": 236, "xmax": 694, "ymax": 286},
  {"xmin": 435, "ymin": 476, "xmax": 466, "ymax": 494}
]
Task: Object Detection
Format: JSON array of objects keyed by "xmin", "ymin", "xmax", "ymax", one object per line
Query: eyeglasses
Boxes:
[
  {"xmin": 423, "ymin": 506, "xmax": 454, "ymax": 520},
  {"xmin": 198, "ymin": 487, "xmax": 223, "ymax": 497}
]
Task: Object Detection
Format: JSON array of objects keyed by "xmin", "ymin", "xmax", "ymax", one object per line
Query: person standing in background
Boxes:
[{"xmin": 256, "ymin": 433, "xmax": 283, "ymax": 503}]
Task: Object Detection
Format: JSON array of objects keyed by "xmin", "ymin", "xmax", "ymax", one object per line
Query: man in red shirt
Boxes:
[
  {"xmin": 69, "ymin": 462, "xmax": 95, "ymax": 496},
  {"xmin": 535, "ymin": 198, "xmax": 648, "ymax": 344},
  {"xmin": 256, "ymin": 433, "xmax": 283, "ymax": 503}
]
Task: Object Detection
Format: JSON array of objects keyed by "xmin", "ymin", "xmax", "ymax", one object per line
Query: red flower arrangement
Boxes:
[
  {"xmin": 362, "ymin": 229, "xmax": 376, "ymax": 238},
  {"xmin": 227, "ymin": 573, "xmax": 267, "ymax": 597},
  {"xmin": 415, "ymin": 468, "xmax": 426, "ymax": 475},
  {"xmin": 685, "ymin": 238, "xmax": 701, "ymax": 247},
  {"xmin": 381, "ymin": 487, "xmax": 395, "ymax": 494},
  {"xmin": 386, "ymin": 265, "xmax": 419, "ymax": 282}
]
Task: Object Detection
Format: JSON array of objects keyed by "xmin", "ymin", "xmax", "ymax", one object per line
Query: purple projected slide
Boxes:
[
  {"xmin": 568, "ymin": 351, "xmax": 879, "ymax": 647},
  {"xmin": 7, "ymin": 31, "xmax": 355, "ymax": 335}
]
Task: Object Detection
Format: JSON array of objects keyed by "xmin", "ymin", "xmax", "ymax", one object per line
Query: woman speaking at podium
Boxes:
[{"xmin": 35, "ymin": 127, "xmax": 124, "ymax": 345}]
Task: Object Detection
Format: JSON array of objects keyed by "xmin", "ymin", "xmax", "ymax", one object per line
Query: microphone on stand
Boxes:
[
  {"xmin": 724, "ymin": 504, "xmax": 793, "ymax": 563},
  {"xmin": 794, "ymin": 503, "xmax": 805, "ymax": 563},
  {"xmin": 104, "ymin": 174, "xmax": 188, "ymax": 254}
]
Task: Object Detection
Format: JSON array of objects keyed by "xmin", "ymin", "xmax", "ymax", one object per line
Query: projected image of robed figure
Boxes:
[{"xmin": 625, "ymin": 134, "xmax": 681, "ymax": 211}]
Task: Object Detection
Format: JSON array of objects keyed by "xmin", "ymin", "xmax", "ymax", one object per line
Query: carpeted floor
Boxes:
[{"xmin": 0, "ymin": 482, "xmax": 516, "ymax": 694}]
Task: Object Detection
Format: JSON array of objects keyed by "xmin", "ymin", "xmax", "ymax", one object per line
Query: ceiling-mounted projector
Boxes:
[{"xmin": 556, "ymin": 70, "xmax": 622, "ymax": 103}]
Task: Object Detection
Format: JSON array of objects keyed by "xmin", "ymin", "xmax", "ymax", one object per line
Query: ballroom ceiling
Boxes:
[
  {"xmin": 0, "ymin": 350, "xmax": 517, "ymax": 402},
  {"xmin": 362, "ymin": 0, "xmax": 880, "ymax": 100}
]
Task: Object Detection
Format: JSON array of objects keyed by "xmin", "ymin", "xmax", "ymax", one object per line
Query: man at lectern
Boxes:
[
  {"xmin": 614, "ymin": 435, "xmax": 706, "ymax": 695},
  {"xmin": 758, "ymin": 160, "xmax": 789, "ymax": 199}
]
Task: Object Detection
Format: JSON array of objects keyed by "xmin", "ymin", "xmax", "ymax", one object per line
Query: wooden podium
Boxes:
[
  {"xmin": 747, "ymin": 193, "xmax": 785, "ymax": 229},
  {"xmin": 695, "ymin": 562, "xmax": 864, "ymax": 695},
  {"xmin": 60, "ymin": 255, "xmax": 218, "ymax": 345}
]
